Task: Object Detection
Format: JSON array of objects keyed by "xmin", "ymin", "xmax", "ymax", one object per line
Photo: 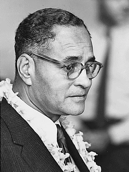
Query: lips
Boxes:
[
  {"xmin": 70, "ymin": 94, "xmax": 86, "ymax": 97},
  {"xmin": 69, "ymin": 92, "xmax": 87, "ymax": 98},
  {"xmin": 68, "ymin": 89, "xmax": 89, "ymax": 99},
  {"xmin": 69, "ymin": 94, "xmax": 87, "ymax": 102},
  {"xmin": 70, "ymin": 91, "xmax": 87, "ymax": 96}
]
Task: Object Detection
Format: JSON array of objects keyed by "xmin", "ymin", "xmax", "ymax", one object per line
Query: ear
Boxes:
[{"xmin": 17, "ymin": 54, "xmax": 34, "ymax": 86}]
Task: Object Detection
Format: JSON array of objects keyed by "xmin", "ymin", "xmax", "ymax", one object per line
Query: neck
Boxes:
[{"xmin": 13, "ymin": 77, "xmax": 61, "ymax": 123}]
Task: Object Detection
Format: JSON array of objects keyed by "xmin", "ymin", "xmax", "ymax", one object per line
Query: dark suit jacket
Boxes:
[{"xmin": 1, "ymin": 98, "xmax": 89, "ymax": 172}]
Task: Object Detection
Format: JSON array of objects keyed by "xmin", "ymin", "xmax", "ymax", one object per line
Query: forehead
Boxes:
[{"xmin": 49, "ymin": 25, "xmax": 93, "ymax": 61}]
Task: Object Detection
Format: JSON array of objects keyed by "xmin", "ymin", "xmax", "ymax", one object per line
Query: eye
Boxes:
[{"xmin": 65, "ymin": 63, "xmax": 79, "ymax": 73}]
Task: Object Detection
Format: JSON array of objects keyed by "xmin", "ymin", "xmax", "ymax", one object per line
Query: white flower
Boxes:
[
  {"xmin": 0, "ymin": 78, "xmax": 18, "ymax": 103},
  {"xmin": 60, "ymin": 117, "xmax": 101, "ymax": 172},
  {"xmin": 0, "ymin": 79, "xmax": 12, "ymax": 100}
]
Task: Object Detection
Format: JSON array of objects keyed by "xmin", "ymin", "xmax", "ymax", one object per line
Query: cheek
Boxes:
[
  {"xmin": 35, "ymin": 77, "xmax": 67, "ymax": 105},
  {"xmin": 47, "ymin": 80, "xmax": 73, "ymax": 111},
  {"xmin": 49, "ymin": 83, "xmax": 69, "ymax": 102},
  {"xmin": 33, "ymin": 63, "xmax": 73, "ymax": 109}
]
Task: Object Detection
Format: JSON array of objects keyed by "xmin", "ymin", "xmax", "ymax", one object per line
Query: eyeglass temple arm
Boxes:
[{"xmin": 30, "ymin": 52, "xmax": 62, "ymax": 65}]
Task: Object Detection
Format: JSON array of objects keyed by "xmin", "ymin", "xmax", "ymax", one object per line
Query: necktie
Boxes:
[
  {"xmin": 56, "ymin": 124, "xmax": 72, "ymax": 164},
  {"xmin": 96, "ymin": 29, "xmax": 111, "ymax": 128}
]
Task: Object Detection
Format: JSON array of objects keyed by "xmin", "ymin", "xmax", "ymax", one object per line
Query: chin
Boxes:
[
  {"xmin": 73, "ymin": 109, "xmax": 84, "ymax": 116},
  {"xmin": 59, "ymin": 100, "xmax": 85, "ymax": 116},
  {"xmin": 66, "ymin": 105, "xmax": 85, "ymax": 116}
]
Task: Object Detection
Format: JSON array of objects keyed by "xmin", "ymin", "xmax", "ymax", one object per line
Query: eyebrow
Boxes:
[
  {"xmin": 62, "ymin": 56, "xmax": 82, "ymax": 63},
  {"xmin": 62, "ymin": 55, "xmax": 96, "ymax": 63}
]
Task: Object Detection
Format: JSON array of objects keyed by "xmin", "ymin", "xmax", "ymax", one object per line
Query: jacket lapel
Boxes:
[
  {"xmin": 1, "ymin": 98, "xmax": 62, "ymax": 172},
  {"xmin": 61, "ymin": 126, "xmax": 89, "ymax": 172}
]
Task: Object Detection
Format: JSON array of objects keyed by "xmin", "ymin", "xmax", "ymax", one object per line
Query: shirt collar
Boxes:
[{"xmin": 12, "ymin": 96, "xmax": 58, "ymax": 146}]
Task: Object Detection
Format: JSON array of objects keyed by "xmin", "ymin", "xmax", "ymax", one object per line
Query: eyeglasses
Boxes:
[{"xmin": 29, "ymin": 52, "xmax": 103, "ymax": 80}]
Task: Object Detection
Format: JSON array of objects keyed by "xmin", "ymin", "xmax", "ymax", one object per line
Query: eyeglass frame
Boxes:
[{"xmin": 28, "ymin": 52, "xmax": 103, "ymax": 80}]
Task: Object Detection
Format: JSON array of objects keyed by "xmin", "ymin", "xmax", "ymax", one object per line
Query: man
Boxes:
[
  {"xmin": 0, "ymin": 8, "xmax": 102, "ymax": 172},
  {"xmin": 70, "ymin": 0, "xmax": 129, "ymax": 172}
]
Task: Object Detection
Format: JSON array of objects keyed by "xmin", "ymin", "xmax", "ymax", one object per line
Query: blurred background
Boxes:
[{"xmin": 0, "ymin": 0, "xmax": 97, "ymax": 81}]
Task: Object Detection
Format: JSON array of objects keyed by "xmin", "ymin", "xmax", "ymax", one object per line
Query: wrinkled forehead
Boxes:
[
  {"xmin": 49, "ymin": 25, "xmax": 93, "ymax": 58},
  {"xmin": 52, "ymin": 25, "xmax": 91, "ymax": 45}
]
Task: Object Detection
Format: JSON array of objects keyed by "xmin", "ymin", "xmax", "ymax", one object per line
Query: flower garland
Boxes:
[
  {"xmin": 0, "ymin": 79, "xmax": 101, "ymax": 172},
  {"xmin": 60, "ymin": 117, "xmax": 101, "ymax": 172}
]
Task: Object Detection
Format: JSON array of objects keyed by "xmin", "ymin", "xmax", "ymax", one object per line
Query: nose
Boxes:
[{"xmin": 74, "ymin": 68, "xmax": 92, "ymax": 89}]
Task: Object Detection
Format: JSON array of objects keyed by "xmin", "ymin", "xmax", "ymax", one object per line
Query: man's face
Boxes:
[
  {"xmin": 102, "ymin": 0, "xmax": 129, "ymax": 25},
  {"xmin": 30, "ymin": 26, "xmax": 94, "ymax": 121}
]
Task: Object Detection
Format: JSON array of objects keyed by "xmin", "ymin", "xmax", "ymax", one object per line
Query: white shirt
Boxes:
[{"xmin": 11, "ymin": 96, "xmax": 58, "ymax": 146}]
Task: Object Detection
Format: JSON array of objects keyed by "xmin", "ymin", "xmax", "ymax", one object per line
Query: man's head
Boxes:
[
  {"xmin": 13, "ymin": 8, "xmax": 102, "ymax": 121},
  {"xmin": 15, "ymin": 8, "xmax": 90, "ymax": 62},
  {"xmin": 98, "ymin": 0, "xmax": 129, "ymax": 27}
]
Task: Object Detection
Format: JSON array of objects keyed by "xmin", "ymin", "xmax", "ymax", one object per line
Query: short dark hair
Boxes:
[{"xmin": 15, "ymin": 8, "xmax": 90, "ymax": 61}]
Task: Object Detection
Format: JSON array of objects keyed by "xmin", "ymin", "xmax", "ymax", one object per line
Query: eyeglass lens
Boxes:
[{"xmin": 68, "ymin": 62, "xmax": 101, "ymax": 79}]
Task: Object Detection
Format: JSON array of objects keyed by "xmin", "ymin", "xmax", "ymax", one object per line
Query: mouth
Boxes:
[
  {"xmin": 69, "ymin": 94, "xmax": 87, "ymax": 101},
  {"xmin": 70, "ymin": 92, "xmax": 87, "ymax": 97},
  {"xmin": 70, "ymin": 94, "xmax": 86, "ymax": 97}
]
